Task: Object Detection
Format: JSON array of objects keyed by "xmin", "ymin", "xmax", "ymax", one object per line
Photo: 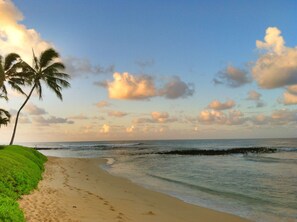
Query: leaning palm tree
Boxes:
[{"xmin": 9, "ymin": 48, "xmax": 71, "ymax": 145}]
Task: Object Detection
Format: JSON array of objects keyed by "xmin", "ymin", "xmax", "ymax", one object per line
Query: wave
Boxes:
[
  {"xmin": 35, "ymin": 147, "xmax": 67, "ymax": 150},
  {"xmin": 277, "ymin": 147, "xmax": 297, "ymax": 152},
  {"xmin": 35, "ymin": 142, "xmax": 145, "ymax": 150},
  {"xmin": 104, "ymin": 158, "xmax": 116, "ymax": 165},
  {"xmin": 244, "ymin": 156, "xmax": 297, "ymax": 164},
  {"xmin": 147, "ymin": 174, "xmax": 292, "ymax": 208},
  {"xmin": 155, "ymin": 147, "xmax": 276, "ymax": 156}
]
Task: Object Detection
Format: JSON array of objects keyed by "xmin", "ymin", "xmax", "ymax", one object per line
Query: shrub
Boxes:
[{"xmin": 0, "ymin": 145, "xmax": 47, "ymax": 221}]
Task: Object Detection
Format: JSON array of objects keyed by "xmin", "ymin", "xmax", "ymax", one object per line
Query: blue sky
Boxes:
[{"xmin": 1, "ymin": 0, "xmax": 297, "ymax": 142}]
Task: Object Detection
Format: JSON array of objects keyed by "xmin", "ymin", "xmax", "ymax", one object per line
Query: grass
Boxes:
[{"xmin": 0, "ymin": 145, "xmax": 47, "ymax": 222}]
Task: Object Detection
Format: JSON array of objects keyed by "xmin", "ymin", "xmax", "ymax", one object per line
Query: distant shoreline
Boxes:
[{"xmin": 19, "ymin": 157, "xmax": 249, "ymax": 222}]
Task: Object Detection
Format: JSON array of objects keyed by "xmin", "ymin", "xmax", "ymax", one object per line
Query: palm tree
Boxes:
[{"xmin": 9, "ymin": 48, "xmax": 71, "ymax": 145}]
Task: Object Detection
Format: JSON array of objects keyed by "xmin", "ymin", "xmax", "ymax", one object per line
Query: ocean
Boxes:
[{"xmin": 24, "ymin": 138, "xmax": 297, "ymax": 222}]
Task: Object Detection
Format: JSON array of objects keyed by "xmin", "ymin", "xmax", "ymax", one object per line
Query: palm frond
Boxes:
[
  {"xmin": 0, "ymin": 108, "xmax": 11, "ymax": 127},
  {"xmin": 39, "ymin": 48, "xmax": 59, "ymax": 68},
  {"xmin": 42, "ymin": 62, "xmax": 65, "ymax": 74},
  {"xmin": 35, "ymin": 81, "xmax": 43, "ymax": 100},
  {"xmin": 8, "ymin": 80, "xmax": 26, "ymax": 96},
  {"xmin": 32, "ymin": 49, "xmax": 39, "ymax": 71},
  {"xmin": 0, "ymin": 88, "xmax": 8, "ymax": 100},
  {"xmin": 4, "ymin": 53, "xmax": 20, "ymax": 71},
  {"xmin": 0, "ymin": 84, "xmax": 8, "ymax": 99},
  {"xmin": 46, "ymin": 79, "xmax": 63, "ymax": 100}
]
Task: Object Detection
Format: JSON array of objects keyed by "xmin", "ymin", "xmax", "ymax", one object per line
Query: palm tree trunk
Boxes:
[{"xmin": 9, "ymin": 84, "xmax": 36, "ymax": 145}]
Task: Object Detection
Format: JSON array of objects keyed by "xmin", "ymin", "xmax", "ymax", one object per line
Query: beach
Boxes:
[{"xmin": 19, "ymin": 157, "xmax": 249, "ymax": 222}]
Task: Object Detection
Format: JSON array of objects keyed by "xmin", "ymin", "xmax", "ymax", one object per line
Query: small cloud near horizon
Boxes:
[
  {"xmin": 33, "ymin": 116, "xmax": 74, "ymax": 126},
  {"xmin": 207, "ymin": 99, "xmax": 235, "ymax": 110}
]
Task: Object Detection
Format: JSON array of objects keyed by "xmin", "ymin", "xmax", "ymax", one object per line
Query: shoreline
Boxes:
[{"xmin": 19, "ymin": 157, "xmax": 250, "ymax": 222}]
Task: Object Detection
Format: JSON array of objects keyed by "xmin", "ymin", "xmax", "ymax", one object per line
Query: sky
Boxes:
[{"xmin": 0, "ymin": 0, "xmax": 297, "ymax": 143}]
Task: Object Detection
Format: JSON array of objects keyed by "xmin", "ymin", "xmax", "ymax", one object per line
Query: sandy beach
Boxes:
[{"xmin": 19, "ymin": 157, "xmax": 249, "ymax": 222}]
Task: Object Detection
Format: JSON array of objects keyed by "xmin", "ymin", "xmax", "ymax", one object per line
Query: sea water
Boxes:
[{"xmin": 25, "ymin": 138, "xmax": 297, "ymax": 222}]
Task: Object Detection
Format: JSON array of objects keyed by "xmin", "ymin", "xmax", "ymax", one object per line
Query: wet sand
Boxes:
[{"xmin": 19, "ymin": 157, "xmax": 249, "ymax": 222}]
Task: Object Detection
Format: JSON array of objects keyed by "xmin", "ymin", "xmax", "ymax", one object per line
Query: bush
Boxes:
[{"xmin": 0, "ymin": 145, "xmax": 47, "ymax": 222}]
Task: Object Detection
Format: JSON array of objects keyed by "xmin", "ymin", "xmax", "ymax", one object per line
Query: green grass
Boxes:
[{"xmin": 0, "ymin": 145, "xmax": 47, "ymax": 222}]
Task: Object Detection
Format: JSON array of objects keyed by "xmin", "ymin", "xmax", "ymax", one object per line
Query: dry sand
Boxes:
[{"xmin": 19, "ymin": 157, "xmax": 250, "ymax": 222}]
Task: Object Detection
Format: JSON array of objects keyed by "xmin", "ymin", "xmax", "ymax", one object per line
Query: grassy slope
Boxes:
[{"xmin": 0, "ymin": 145, "xmax": 47, "ymax": 222}]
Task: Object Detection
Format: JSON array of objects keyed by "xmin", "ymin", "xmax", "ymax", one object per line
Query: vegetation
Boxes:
[
  {"xmin": 0, "ymin": 145, "xmax": 47, "ymax": 221},
  {"xmin": 10, "ymin": 48, "xmax": 70, "ymax": 145}
]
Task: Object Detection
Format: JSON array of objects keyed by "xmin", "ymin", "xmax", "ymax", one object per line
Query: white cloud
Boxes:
[
  {"xmin": 0, "ymin": 0, "xmax": 52, "ymax": 62},
  {"xmin": 279, "ymin": 85, "xmax": 297, "ymax": 105},
  {"xmin": 281, "ymin": 91, "xmax": 297, "ymax": 105},
  {"xmin": 107, "ymin": 72, "xmax": 156, "ymax": 100},
  {"xmin": 103, "ymin": 72, "xmax": 194, "ymax": 100},
  {"xmin": 252, "ymin": 27, "xmax": 297, "ymax": 88},
  {"xmin": 207, "ymin": 99, "xmax": 235, "ymax": 110},
  {"xmin": 256, "ymin": 27, "xmax": 285, "ymax": 55},
  {"xmin": 214, "ymin": 65, "xmax": 251, "ymax": 88}
]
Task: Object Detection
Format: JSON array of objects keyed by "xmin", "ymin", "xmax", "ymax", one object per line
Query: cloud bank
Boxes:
[
  {"xmin": 198, "ymin": 109, "xmax": 246, "ymax": 125},
  {"xmin": 251, "ymin": 109, "xmax": 297, "ymax": 125}
]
